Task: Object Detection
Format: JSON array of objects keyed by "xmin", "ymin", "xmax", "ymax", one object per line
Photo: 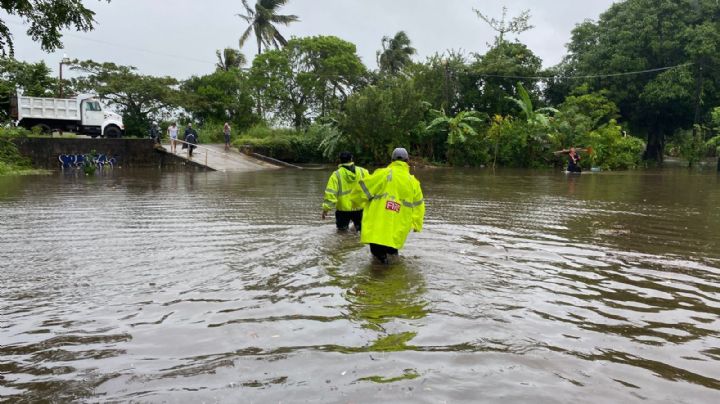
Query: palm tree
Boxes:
[
  {"xmin": 377, "ymin": 31, "xmax": 416, "ymax": 75},
  {"xmin": 215, "ymin": 48, "xmax": 247, "ymax": 71},
  {"xmin": 238, "ymin": 0, "xmax": 299, "ymax": 55}
]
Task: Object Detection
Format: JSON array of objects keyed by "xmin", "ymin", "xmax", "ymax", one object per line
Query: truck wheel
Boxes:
[{"xmin": 104, "ymin": 126, "xmax": 122, "ymax": 138}]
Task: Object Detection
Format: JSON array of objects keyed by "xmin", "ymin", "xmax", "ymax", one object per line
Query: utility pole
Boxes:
[{"xmin": 58, "ymin": 56, "xmax": 70, "ymax": 98}]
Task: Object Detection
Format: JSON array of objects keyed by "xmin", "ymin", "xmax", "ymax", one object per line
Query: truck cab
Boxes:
[{"xmin": 80, "ymin": 98, "xmax": 124, "ymax": 138}]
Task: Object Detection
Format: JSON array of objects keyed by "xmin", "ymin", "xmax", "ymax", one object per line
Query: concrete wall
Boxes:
[{"xmin": 13, "ymin": 137, "xmax": 209, "ymax": 170}]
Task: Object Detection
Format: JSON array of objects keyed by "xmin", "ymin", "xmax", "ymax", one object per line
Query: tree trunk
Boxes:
[{"xmin": 643, "ymin": 127, "xmax": 664, "ymax": 163}]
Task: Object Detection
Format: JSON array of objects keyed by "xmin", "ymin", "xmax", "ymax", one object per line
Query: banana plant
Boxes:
[
  {"xmin": 506, "ymin": 82, "xmax": 557, "ymax": 126},
  {"xmin": 426, "ymin": 109, "xmax": 487, "ymax": 145}
]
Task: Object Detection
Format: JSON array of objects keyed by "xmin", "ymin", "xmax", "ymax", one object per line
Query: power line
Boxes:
[
  {"xmin": 4, "ymin": 18, "xmax": 692, "ymax": 79},
  {"xmin": 476, "ymin": 63, "xmax": 692, "ymax": 80},
  {"xmin": 4, "ymin": 18, "xmax": 217, "ymax": 66},
  {"xmin": 61, "ymin": 32, "xmax": 216, "ymax": 66}
]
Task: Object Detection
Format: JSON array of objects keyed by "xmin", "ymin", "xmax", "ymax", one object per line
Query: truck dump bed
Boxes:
[{"xmin": 15, "ymin": 94, "xmax": 80, "ymax": 121}]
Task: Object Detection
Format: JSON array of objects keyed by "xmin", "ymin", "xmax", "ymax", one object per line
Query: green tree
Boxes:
[
  {"xmin": 337, "ymin": 76, "xmax": 428, "ymax": 164},
  {"xmin": 0, "ymin": 58, "xmax": 56, "ymax": 121},
  {"xmin": 249, "ymin": 35, "xmax": 366, "ymax": 128},
  {"xmin": 406, "ymin": 52, "xmax": 472, "ymax": 114},
  {"xmin": 238, "ymin": 0, "xmax": 299, "ymax": 55},
  {"xmin": 182, "ymin": 69, "xmax": 258, "ymax": 129},
  {"xmin": 0, "ymin": 0, "xmax": 109, "ymax": 56},
  {"xmin": 564, "ymin": 0, "xmax": 720, "ymax": 162},
  {"xmin": 71, "ymin": 60, "xmax": 179, "ymax": 136},
  {"xmin": 470, "ymin": 40, "xmax": 543, "ymax": 116},
  {"xmin": 377, "ymin": 31, "xmax": 416, "ymax": 75},
  {"xmin": 552, "ymin": 90, "xmax": 620, "ymax": 147},
  {"xmin": 215, "ymin": 48, "xmax": 247, "ymax": 72}
]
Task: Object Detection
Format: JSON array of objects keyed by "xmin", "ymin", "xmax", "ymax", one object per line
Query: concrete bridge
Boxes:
[{"xmin": 163, "ymin": 141, "xmax": 280, "ymax": 172}]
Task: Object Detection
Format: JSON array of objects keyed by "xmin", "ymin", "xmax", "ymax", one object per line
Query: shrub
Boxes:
[
  {"xmin": 707, "ymin": 135, "xmax": 720, "ymax": 157},
  {"xmin": 577, "ymin": 121, "xmax": 645, "ymax": 170},
  {"xmin": 0, "ymin": 126, "xmax": 33, "ymax": 175},
  {"xmin": 488, "ymin": 115, "xmax": 558, "ymax": 168},
  {"xmin": 197, "ymin": 121, "xmax": 227, "ymax": 144},
  {"xmin": 232, "ymin": 124, "xmax": 324, "ymax": 163}
]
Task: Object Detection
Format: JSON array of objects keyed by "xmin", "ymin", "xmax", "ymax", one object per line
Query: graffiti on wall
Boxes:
[{"xmin": 58, "ymin": 154, "xmax": 118, "ymax": 169}]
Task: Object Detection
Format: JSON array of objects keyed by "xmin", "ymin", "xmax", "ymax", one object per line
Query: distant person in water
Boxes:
[
  {"xmin": 567, "ymin": 147, "xmax": 582, "ymax": 173},
  {"xmin": 322, "ymin": 152, "xmax": 369, "ymax": 232},
  {"xmin": 350, "ymin": 147, "xmax": 425, "ymax": 264}
]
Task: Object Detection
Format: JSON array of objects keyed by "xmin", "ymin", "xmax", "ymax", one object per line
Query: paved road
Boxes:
[{"xmin": 163, "ymin": 143, "xmax": 279, "ymax": 172}]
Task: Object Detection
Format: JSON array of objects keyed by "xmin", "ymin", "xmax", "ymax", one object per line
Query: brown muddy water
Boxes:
[{"xmin": 1, "ymin": 168, "xmax": 719, "ymax": 403}]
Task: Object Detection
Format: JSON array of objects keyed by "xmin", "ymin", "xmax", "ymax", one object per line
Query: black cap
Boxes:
[{"xmin": 338, "ymin": 151, "xmax": 353, "ymax": 164}]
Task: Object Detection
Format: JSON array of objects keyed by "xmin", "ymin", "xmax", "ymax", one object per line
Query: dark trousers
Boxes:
[
  {"xmin": 335, "ymin": 210, "xmax": 362, "ymax": 231},
  {"xmin": 370, "ymin": 243, "xmax": 398, "ymax": 263}
]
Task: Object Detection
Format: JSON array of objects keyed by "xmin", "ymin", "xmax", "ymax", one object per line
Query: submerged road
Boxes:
[{"xmin": 163, "ymin": 142, "xmax": 280, "ymax": 172}]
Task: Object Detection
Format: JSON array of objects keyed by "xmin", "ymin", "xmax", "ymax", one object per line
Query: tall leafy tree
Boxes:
[
  {"xmin": 377, "ymin": 31, "xmax": 416, "ymax": 75},
  {"xmin": 0, "ymin": 58, "xmax": 56, "ymax": 121},
  {"xmin": 1, "ymin": 0, "xmax": 109, "ymax": 56},
  {"xmin": 407, "ymin": 52, "xmax": 472, "ymax": 114},
  {"xmin": 182, "ymin": 69, "xmax": 258, "ymax": 129},
  {"xmin": 469, "ymin": 40, "xmax": 543, "ymax": 116},
  {"xmin": 249, "ymin": 36, "xmax": 366, "ymax": 128},
  {"xmin": 70, "ymin": 60, "xmax": 179, "ymax": 136},
  {"xmin": 238, "ymin": 0, "xmax": 299, "ymax": 55},
  {"xmin": 564, "ymin": 0, "xmax": 720, "ymax": 162},
  {"xmin": 215, "ymin": 48, "xmax": 247, "ymax": 72},
  {"xmin": 338, "ymin": 76, "xmax": 427, "ymax": 164}
]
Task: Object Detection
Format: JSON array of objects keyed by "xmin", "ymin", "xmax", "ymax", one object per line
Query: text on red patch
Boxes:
[{"xmin": 385, "ymin": 200, "xmax": 401, "ymax": 212}]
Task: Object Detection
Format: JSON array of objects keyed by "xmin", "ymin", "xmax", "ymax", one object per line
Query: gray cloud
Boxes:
[{"xmin": 4, "ymin": 0, "xmax": 615, "ymax": 79}]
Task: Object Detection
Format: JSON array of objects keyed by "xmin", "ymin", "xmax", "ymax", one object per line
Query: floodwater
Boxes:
[{"xmin": 1, "ymin": 167, "xmax": 719, "ymax": 403}]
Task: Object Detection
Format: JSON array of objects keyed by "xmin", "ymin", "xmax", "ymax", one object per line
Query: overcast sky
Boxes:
[{"xmin": 3, "ymin": 0, "xmax": 616, "ymax": 79}]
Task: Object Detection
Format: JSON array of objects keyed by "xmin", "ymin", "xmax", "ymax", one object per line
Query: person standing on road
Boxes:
[
  {"xmin": 350, "ymin": 147, "xmax": 425, "ymax": 263},
  {"xmin": 149, "ymin": 122, "xmax": 160, "ymax": 145},
  {"xmin": 186, "ymin": 129, "xmax": 198, "ymax": 157},
  {"xmin": 168, "ymin": 122, "xmax": 178, "ymax": 153},
  {"xmin": 223, "ymin": 122, "xmax": 231, "ymax": 151},
  {"xmin": 322, "ymin": 152, "xmax": 369, "ymax": 232},
  {"xmin": 183, "ymin": 123, "xmax": 197, "ymax": 152}
]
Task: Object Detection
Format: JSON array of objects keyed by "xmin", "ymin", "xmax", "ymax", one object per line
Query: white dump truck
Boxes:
[{"xmin": 10, "ymin": 91, "xmax": 124, "ymax": 138}]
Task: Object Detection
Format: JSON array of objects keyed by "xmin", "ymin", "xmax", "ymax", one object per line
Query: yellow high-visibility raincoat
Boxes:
[
  {"xmin": 323, "ymin": 163, "xmax": 370, "ymax": 212},
  {"xmin": 350, "ymin": 160, "xmax": 425, "ymax": 249}
]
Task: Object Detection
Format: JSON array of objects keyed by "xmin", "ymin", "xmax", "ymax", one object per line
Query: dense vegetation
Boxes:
[
  {"xmin": 0, "ymin": 127, "xmax": 43, "ymax": 175},
  {"xmin": 3, "ymin": 0, "xmax": 720, "ymax": 169}
]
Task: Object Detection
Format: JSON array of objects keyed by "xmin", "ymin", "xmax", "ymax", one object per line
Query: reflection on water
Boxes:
[{"xmin": 0, "ymin": 168, "xmax": 719, "ymax": 402}]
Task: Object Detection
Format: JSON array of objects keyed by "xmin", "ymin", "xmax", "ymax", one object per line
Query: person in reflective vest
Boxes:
[
  {"xmin": 322, "ymin": 152, "xmax": 370, "ymax": 231},
  {"xmin": 350, "ymin": 147, "xmax": 425, "ymax": 263}
]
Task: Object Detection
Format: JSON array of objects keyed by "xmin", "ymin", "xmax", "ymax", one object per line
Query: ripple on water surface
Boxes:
[{"xmin": 0, "ymin": 169, "xmax": 719, "ymax": 402}]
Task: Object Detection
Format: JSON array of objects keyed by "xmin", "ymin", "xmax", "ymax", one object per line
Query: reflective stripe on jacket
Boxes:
[
  {"xmin": 323, "ymin": 163, "xmax": 369, "ymax": 212},
  {"xmin": 350, "ymin": 160, "xmax": 425, "ymax": 250}
]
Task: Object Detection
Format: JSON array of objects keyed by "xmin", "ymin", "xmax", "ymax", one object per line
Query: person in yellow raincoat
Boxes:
[
  {"xmin": 350, "ymin": 147, "xmax": 425, "ymax": 263},
  {"xmin": 322, "ymin": 152, "xmax": 370, "ymax": 231}
]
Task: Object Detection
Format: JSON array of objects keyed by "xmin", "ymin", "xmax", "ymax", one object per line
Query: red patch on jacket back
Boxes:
[{"xmin": 385, "ymin": 200, "xmax": 401, "ymax": 212}]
